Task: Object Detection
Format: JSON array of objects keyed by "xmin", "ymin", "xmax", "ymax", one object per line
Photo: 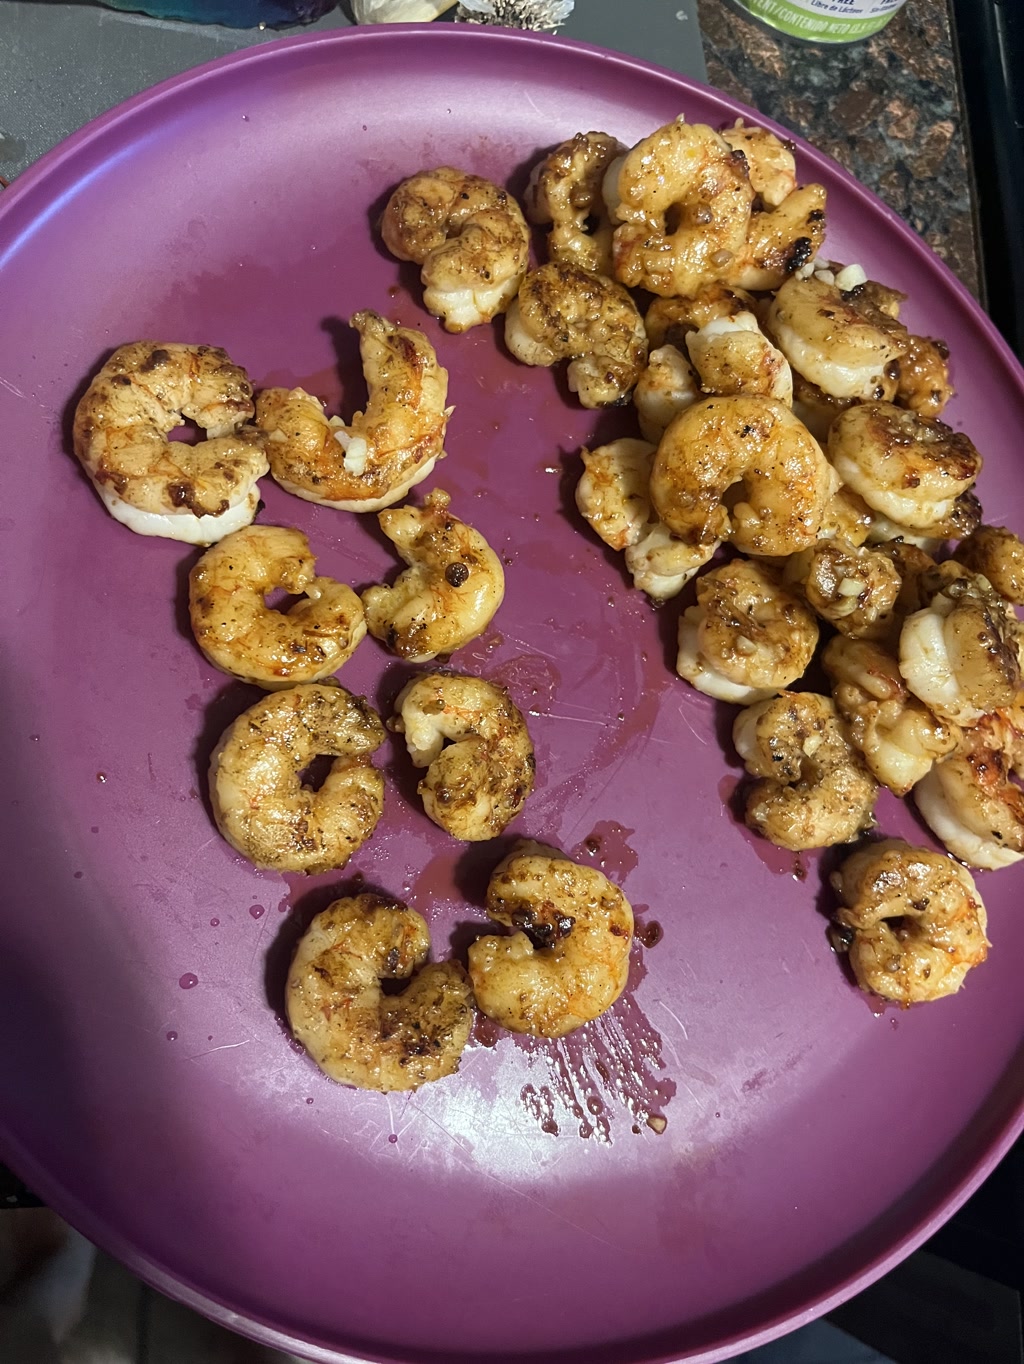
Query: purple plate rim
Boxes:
[{"xmin": 1, "ymin": 23, "xmax": 1022, "ymax": 1364}]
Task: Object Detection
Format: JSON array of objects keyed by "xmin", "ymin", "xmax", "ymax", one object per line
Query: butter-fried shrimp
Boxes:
[
  {"xmin": 720, "ymin": 120, "xmax": 797, "ymax": 208},
  {"xmin": 362, "ymin": 489, "xmax": 504, "ymax": 662},
  {"xmin": 734, "ymin": 692, "xmax": 878, "ymax": 850},
  {"xmin": 725, "ymin": 183, "xmax": 828, "ymax": 293},
  {"xmin": 784, "ymin": 537, "xmax": 901, "ymax": 640},
  {"xmin": 633, "ymin": 345, "xmax": 700, "ymax": 443},
  {"xmin": 831, "ymin": 839, "xmax": 989, "ymax": 1004},
  {"xmin": 684, "ymin": 312, "xmax": 793, "ymax": 405},
  {"xmin": 953, "ymin": 525, "xmax": 1024, "ymax": 605},
  {"xmin": 381, "ymin": 165, "xmax": 529, "ymax": 331},
  {"xmin": 676, "ymin": 558, "xmax": 819, "ymax": 703},
  {"xmin": 256, "ymin": 311, "xmax": 449, "ymax": 513},
  {"xmin": 189, "ymin": 525, "xmax": 365, "ymax": 688},
  {"xmin": 468, "ymin": 840, "xmax": 633, "ymax": 1038},
  {"xmin": 605, "ymin": 118, "xmax": 755, "ymax": 298},
  {"xmin": 210, "ymin": 684, "xmax": 385, "ymax": 873},
  {"xmin": 650, "ymin": 395, "xmax": 835, "ymax": 556},
  {"xmin": 526, "ymin": 131, "xmax": 625, "ymax": 276},
  {"xmin": 392, "ymin": 673, "xmax": 535, "ymax": 841},
  {"xmin": 73, "ymin": 341, "xmax": 267, "ymax": 544},
  {"xmin": 286, "ymin": 894, "xmax": 474, "ymax": 1092},
  {"xmin": 504, "ymin": 262, "xmax": 648, "ymax": 407}
]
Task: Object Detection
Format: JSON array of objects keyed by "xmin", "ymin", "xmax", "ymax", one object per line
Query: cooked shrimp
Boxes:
[
  {"xmin": 644, "ymin": 283, "xmax": 754, "ymax": 348},
  {"xmin": 823, "ymin": 635, "xmax": 961, "ymax": 796},
  {"xmin": 790, "ymin": 372, "xmax": 855, "ymax": 443},
  {"xmin": 504, "ymin": 262, "xmax": 648, "ymax": 407},
  {"xmin": 633, "ymin": 345, "xmax": 700, "ymax": 442},
  {"xmin": 724, "ymin": 183, "xmax": 828, "ymax": 292},
  {"xmin": 605, "ymin": 117, "xmax": 755, "ymax": 298},
  {"xmin": 209, "ymin": 684, "xmax": 385, "ymax": 874},
  {"xmin": 392, "ymin": 672, "xmax": 535, "ymax": 841},
  {"xmin": 256, "ymin": 312, "xmax": 449, "ymax": 514},
  {"xmin": 894, "ymin": 333, "xmax": 954, "ymax": 418},
  {"xmin": 189, "ymin": 525, "xmax": 365, "ymax": 688},
  {"xmin": 286, "ymin": 893, "xmax": 473, "ymax": 1092},
  {"xmin": 733, "ymin": 691, "xmax": 878, "ymax": 849},
  {"xmin": 650, "ymin": 395, "xmax": 835, "ymax": 556},
  {"xmin": 953, "ymin": 525, "xmax": 1024, "ymax": 605},
  {"xmin": 914, "ymin": 706, "xmax": 1024, "ymax": 869},
  {"xmin": 362, "ymin": 490, "xmax": 504, "ymax": 663},
  {"xmin": 525, "ymin": 131, "xmax": 624, "ymax": 275},
  {"xmin": 864, "ymin": 489, "xmax": 983, "ymax": 552},
  {"xmin": 768, "ymin": 275, "xmax": 904, "ymax": 401},
  {"xmin": 899, "ymin": 575, "xmax": 1022, "ymax": 725},
  {"xmin": 831, "ymin": 838, "xmax": 989, "ymax": 1004},
  {"xmin": 828, "ymin": 402, "xmax": 982, "ymax": 530},
  {"xmin": 818, "ymin": 484, "xmax": 873, "ymax": 546},
  {"xmin": 676, "ymin": 558, "xmax": 819, "ymax": 703},
  {"xmin": 685, "ymin": 312, "xmax": 793, "ymax": 405},
  {"xmin": 467, "ymin": 840, "xmax": 632, "ymax": 1038},
  {"xmin": 784, "ymin": 538, "xmax": 901, "ymax": 639},
  {"xmin": 720, "ymin": 120, "xmax": 797, "ymax": 208},
  {"xmin": 574, "ymin": 440, "xmax": 715, "ymax": 600},
  {"xmin": 72, "ymin": 342, "xmax": 267, "ymax": 544},
  {"xmin": 380, "ymin": 165, "xmax": 529, "ymax": 331}
]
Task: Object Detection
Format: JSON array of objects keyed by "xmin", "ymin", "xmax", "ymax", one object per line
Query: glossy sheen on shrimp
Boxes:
[
  {"xmin": 286, "ymin": 894, "xmax": 474, "ymax": 1092},
  {"xmin": 605, "ymin": 118, "xmax": 755, "ymax": 298},
  {"xmin": 189, "ymin": 525, "xmax": 365, "ymax": 688},
  {"xmin": 724, "ymin": 183, "xmax": 828, "ymax": 293},
  {"xmin": 73, "ymin": 341, "xmax": 268, "ymax": 544},
  {"xmin": 362, "ymin": 489, "xmax": 505, "ymax": 662},
  {"xmin": 720, "ymin": 120, "xmax": 797, "ymax": 208},
  {"xmin": 467, "ymin": 840, "xmax": 633, "ymax": 1038},
  {"xmin": 633, "ymin": 345, "xmax": 700, "ymax": 443},
  {"xmin": 784, "ymin": 537, "xmax": 901, "ymax": 640},
  {"xmin": 733, "ymin": 691, "xmax": 878, "ymax": 850},
  {"xmin": 392, "ymin": 673, "xmax": 535, "ymax": 841},
  {"xmin": 953, "ymin": 525, "xmax": 1024, "ymax": 605},
  {"xmin": 381, "ymin": 166, "xmax": 529, "ymax": 331},
  {"xmin": 504, "ymin": 262, "xmax": 648, "ymax": 407},
  {"xmin": 525, "ymin": 131, "xmax": 624, "ymax": 275},
  {"xmin": 832, "ymin": 839, "xmax": 989, "ymax": 1004},
  {"xmin": 650, "ymin": 395, "xmax": 835, "ymax": 556},
  {"xmin": 209, "ymin": 684, "xmax": 385, "ymax": 873},
  {"xmin": 684, "ymin": 312, "xmax": 793, "ymax": 405},
  {"xmin": 256, "ymin": 312, "xmax": 449, "ymax": 513}
]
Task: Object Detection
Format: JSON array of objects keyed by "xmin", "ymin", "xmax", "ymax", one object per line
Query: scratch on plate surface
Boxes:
[{"xmin": 187, "ymin": 1038, "xmax": 252, "ymax": 1061}]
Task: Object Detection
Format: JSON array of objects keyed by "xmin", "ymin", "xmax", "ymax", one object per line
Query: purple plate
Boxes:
[{"xmin": 1, "ymin": 25, "xmax": 1022, "ymax": 1364}]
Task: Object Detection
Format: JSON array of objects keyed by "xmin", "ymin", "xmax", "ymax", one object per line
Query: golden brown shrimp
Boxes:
[
  {"xmin": 381, "ymin": 166, "xmax": 529, "ymax": 331},
  {"xmin": 256, "ymin": 311, "xmax": 449, "ymax": 513},
  {"xmin": 633, "ymin": 345, "xmax": 701, "ymax": 443},
  {"xmin": 720, "ymin": 120, "xmax": 797, "ymax": 208},
  {"xmin": 733, "ymin": 691, "xmax": 878, "ymax": 850},
  {"xmin": 953, "ymin": 525, "xmax": 1024, "ymax": 605},
  {"xmin": 817, "ymin": 484, "xmax": 873, "ymax": 546},
  {"xmin": 724, "ymin": 183, "xmax": 828, "ymax": 292},
  {"xmin": 831, "ymin": 839, "xmax": 989, "ymax": 1004},
  {"xmin": 828, "ymin": 402, "xmax": 982, "ymax": 530},
  {"xmin": 575, "ymin": 440, "xmax": 715, "ymax": 600},
  {"xmin": 676, "ymin": 558, "xmax": 819, "ymax": 703},
  {"xmin": 823, "ymin": 635, "xmax": 961, "ymax": 796},
  {"xmin": 525, "ymin": 131, "xmax": 624, "ymax": 275},
  {"xmin": 209, "ymin": 684, "xmax": 385, "ymax": 874},
  {"xmin": 643, "ymin": 284, "xmax": 755, "ymax": 351},
  {"xmin": 72, "ymin": 341, "xmax": 267, "ymax": 544},
  {"xmin": 467, "ymin": 840, "xmax": 633, "ymax": 1038},
  {"xmin": 914, "ymin": 706, "xmax": 1024, "ymax": 869},
  {"xmin": 189, "ymin": 525, "xmax": 365, "ymax": 688},
  {"xmin": 392, "ymin": 673, "xmax": 535, "ymax": 841},
  {"xmin": 784, "ymin": 537, "xmax": 901, "ymax": 639},
  {"xmin": 362, "ymin": 489, "xmax": 504, "ymax": 662},
  {"xmin": 650, "ymin": 395, "xmax": 835, "ymax": 556},
  {"xmin": 286, "ymin": 893, "xmax": 474, "ymax": 1092},
  {"xmin": 894, "ymin": 333, "xmax": 954, "ymax": 418},
  {"xmin": 504, "ymin": 262, "xmax": 648, "ymax": 407},
  {"xmin": 684, "ymin": 311, "xmax": 793, "ymax": 405},
  {"xmin": 898, "ymin": 574, "xmax": 1022, "ymax": 726},
  {"xmin": 605, "ymin": 117, "xmax": 755, "ymax": 298}
]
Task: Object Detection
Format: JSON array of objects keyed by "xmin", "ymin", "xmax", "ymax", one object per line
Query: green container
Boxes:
[{"xmin": 729, "ymin": 0, "xmax": 906, "ymax": 43}]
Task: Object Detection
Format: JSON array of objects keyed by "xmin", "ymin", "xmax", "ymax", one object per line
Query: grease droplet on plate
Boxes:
[
  {"xmin": 178, "ymin": 973, "xmax": 198, "ymax": 990},
  {"xmin": 210, "ymin": 918, "xmax": 220, "ymax": 927},
  {"xmin": 249, "ymin": 904, "xmax": 265, "ymax": 920},
  {"xmin": 166, "ymin": 1031, "xmax": 177, "ymax": 1042},
  {"xmin": 306, "ymin": 1097, "xmax": 314, "ymax": 1105},
  {"xmin": 387, "ymin": 1133, "xmax": 398, "ymax": 1144}
]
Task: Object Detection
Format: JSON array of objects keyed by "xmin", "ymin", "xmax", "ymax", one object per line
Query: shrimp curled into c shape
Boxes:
[
  {"xmin": 525, "ymin": 131, "xmax": 624, "ymax": 276},
  {"xmin": 650, "ymin": 395, "xmax": 835, "ymax": 557},
  {"xmin": 72, "ymin": 341, "xmax": 268, "ymax": 544},
  {"xmin": 381, "ymin": 166, "xmax": 530, "ymax": 332},
  {"xmin": 255, "ymin": 311, "xmax": 450, "ymax": 513},
  {"xmin": 392, "ymin": 672, "xmax": 535, "ymax": 841},
  {"xmin": 362, "ymin": 489, "xmax": 505, "ymax": 662},
  {"xmin": 504, "ymin": 262, "xmax": 648, "ymax": 408},
  {"xmin": 189, "ymin": 525, "xmax": 365, "ymax": 688},
  {"xmin": 831, "ymin": 839, "xmax": 989, "ymax": 1004},
  {"xmin": 209, "ymin": 683, "xmax": 385, "ymax": 873},
  {"xmin": 468, "ymin": 840, "xmax": 633, "ymax": 1038},
  {"xmin": 286, "ymin": 893, "xmax": 474, "ymax": 1092}
]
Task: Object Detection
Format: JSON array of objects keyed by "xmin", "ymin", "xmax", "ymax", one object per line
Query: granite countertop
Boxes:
[{"xmin": 697, "ymin": 0, "xmax": 979, "ymax": 298}]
